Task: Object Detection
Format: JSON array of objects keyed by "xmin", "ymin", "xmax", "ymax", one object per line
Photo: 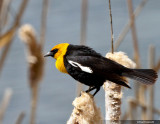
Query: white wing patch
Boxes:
[{"xmin": 68, "ymin": 60, "xmax": 93, "ymax": 73}]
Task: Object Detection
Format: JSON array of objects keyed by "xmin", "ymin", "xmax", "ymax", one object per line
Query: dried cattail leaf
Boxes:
[
  {"xmin": 0, "ymin": 0, "xmax": 29, "ymax": 49},
  {"xmin": 0, "ymin": 27, "xmax": 16, "ymax": 49},
  {"xmin": 0, "ymin": 0, "xmax": 12, "ymax": 30}
]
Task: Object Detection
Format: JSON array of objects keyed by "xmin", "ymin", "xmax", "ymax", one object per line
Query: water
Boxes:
[{"xmin": 0, "ymin": 0, "xmax": 160, "ymax": 123}]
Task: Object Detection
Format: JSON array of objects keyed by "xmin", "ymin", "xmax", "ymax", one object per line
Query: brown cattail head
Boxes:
[{"xmin": 19, "ymin": 24, "xmax": 44, "ymax": 88}]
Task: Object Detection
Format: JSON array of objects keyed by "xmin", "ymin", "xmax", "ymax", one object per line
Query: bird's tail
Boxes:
[{"xmin": 122, "ymin": 69, "xmax": 158, "ymax": 85}]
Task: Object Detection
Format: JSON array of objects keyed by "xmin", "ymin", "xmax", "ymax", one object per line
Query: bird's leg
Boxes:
[
  {"xmin": 93, "ymin": 87, "xmax": 100, "ymax": 96},
  {"xmin": 78, "ymin": 86, "xmax": 94, "ymax": 96},
  {"xmin": 85, "ymin": 86, "xmax": 92, "ymax": 92},
  {"xmin": 85, "ymin": 86, "xmax": 96, "ymax": 93}
]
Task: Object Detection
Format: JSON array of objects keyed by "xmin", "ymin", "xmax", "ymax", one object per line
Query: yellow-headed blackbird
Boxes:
[{"xmin": 44, "ymin": 43, "xmax": 158, "ymax": 96}]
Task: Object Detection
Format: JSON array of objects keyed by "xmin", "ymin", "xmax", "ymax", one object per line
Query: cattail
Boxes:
[
  {"xmin": 19, "ymin": 24, "xmax": 44, "ymax": 88},
  {"xmin": 19, "ymin": 24, "xmax": 44, "ymax": 124},
  {"xmin": 103, "ymin": 52, "xmax": 136, "ymax": 123},
  {"xmin": 67, "ymin": 92, "xmax": 103, "ymax": 124}
]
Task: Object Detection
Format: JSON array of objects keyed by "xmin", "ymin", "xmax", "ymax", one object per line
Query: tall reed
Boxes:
[{"xmin": 19, "ymin": 24, "xmax": 44, "ymax": 124}]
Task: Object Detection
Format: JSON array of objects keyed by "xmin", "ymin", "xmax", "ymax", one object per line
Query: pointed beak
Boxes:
[{"xmin": 44, "ymin": 51, "xmax": 53, "ymax": 57}]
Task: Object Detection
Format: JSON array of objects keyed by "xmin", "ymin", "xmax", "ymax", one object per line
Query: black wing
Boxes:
[
  {"xmin": 66, "ymin": 55, "xmax": 131, "ymax": 88},
  {"xmin": 66, "ymin": 55, "xmax": 125, "ymax": 74}
]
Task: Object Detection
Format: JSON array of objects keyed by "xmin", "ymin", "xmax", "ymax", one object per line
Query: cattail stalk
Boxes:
[
  {"xmin": 0, "ymin": 0, "xmax": 12, "ymax": 32},
  {"xmin": 154, "ymin": 59, "xmax": 160, "ymax": 71},
  {"xmin": 15, "ymin": 111, "xmax": 25, "ymax": 124},
  {"xmin": 40, "ymin": 0, "xmax": 49, "ymax": 49},
  {"xmin": 148, "ymin": 45, "xmax": 155, "ymax": 119},
  {"xmin": 126, "ymin": 0, "xmax": 145, "ymax": 119},
  {"xmin": 127, "ymin": 0, "xmax": 140, "ymax": 68},
  {"xmin": 0, "ymin": 88, "xmax": 13, "ymax": 124},
  {"xmin": 30, "ymin": 84, "xmax": 39, "ymax": 124},
  {"xmin": 76, "ymin": 0, "xmax": 88, "ymax": 96},
  {"xmin": 19, "ymin": 24, "xmax": 44, "ymax": 124},
  {"xmin": 67, "ymin": 92, "xmax": 102, "ymax": 124},
  {"xmin": 103, "ymin": 52, "xmax": 136, "ymax": 123},
  {"xmin": 127, "ymin": 98, "xmax": 137, "ymax": 120},
  {"xmin": 108, "ymin": 0, "xmax": 114, "ymax": 53}
]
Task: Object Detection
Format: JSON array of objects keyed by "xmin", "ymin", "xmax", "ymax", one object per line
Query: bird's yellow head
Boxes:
[{"xmin": 44, "ymin": 43, "xmax": 69, "ymax": 59}]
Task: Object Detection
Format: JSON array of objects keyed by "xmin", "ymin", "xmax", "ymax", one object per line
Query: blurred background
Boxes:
[{"xmin": 0, "ymin": 0, "xmax": 160, "ymax": 123}]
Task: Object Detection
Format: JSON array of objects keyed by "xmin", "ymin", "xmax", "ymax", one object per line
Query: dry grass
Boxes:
[{"xmin": 0, "ymin": 0, "xmax": 29, "ymax": 75}]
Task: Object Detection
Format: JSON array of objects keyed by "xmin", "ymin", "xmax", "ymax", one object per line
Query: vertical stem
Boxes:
[
  {"xmin": 154, "ymin": 59, "xmax": 160, "ymax": 71},
  {"xmin": 0, "ymin": 40, "xmax": 13, "ymax": 75},
  {"xmin": 30, "ymin": 84, "xmax": 39, "ymax": 124},
  {"xmin": 0, "ymin": 0, "xmax": 12, "ymax": 33},
  {"xmin": 80, "ymin": 0, "xmax": 88, "ymax": 45},
  {"xmin": 128, "ymin": 101, "xmax": 134, "ymax": 120},
  {"xmin": 15, "ymin": 112, "xmax": 25, "ymax": 124},
  {"xmin": 40, "ymin": 0, "xmax": 49, "ymax": 49},
  {"xmin": 127, "ymin": 1, "xmax": 141, "ymax": 117},
  {"xmin": 128, "ymin": 99, "xmax": 137, "ymax": 123},
  {"xmin": 76, "ymin": 0, "xmax": 88, "ymax": 96},
  {"xmin": 140, "ymin": 86, "xmax": 147, "ymax": 119},
  {"xmin": 0, "ymin": 0, "xmax": 3, "ymax": 13},
  {"xmin": 0, "ymin": 89, "xmax": 13, "ymax": 124},
  {"xmin": 104, "ymin": 52, "xmax": 136, "ymax": 122},
  {"xmin": 127, "ymin": 0, "xmax": 140, "ymax": 67},
  {"xmin": 105, "ymin": 5, "xmax": 117, "ymax": 122},
  {"xmin": 76, "ymin": 82, "xmax": 83, "ymax": 96},
  {"xmin": 148, "ymin": 45, "xmax": 155, "ymax": 119},
  {"xmin": 104, "ymin": 82, "xmax": 121, "ymax": 123},
  {"xmin": 108, "ymin": 0, "xmax": 114, "ymax": 53}
]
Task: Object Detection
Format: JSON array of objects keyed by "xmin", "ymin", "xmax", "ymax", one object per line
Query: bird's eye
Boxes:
[{"xmin": 51, "ymin": 48, "xmax": 58, "ymax": 54}]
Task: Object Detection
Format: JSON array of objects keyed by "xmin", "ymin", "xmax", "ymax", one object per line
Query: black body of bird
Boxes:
[{"xmin": 44, "ymin": 43, "xmax": 158, "ymax": 96}]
